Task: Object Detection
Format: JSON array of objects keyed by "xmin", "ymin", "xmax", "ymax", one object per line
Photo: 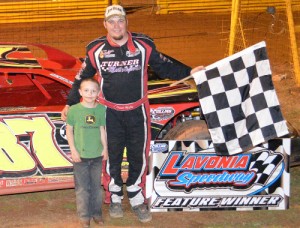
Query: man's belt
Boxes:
[{"xmin": 98, "ymin": 96, "xmax": 148, "ymax": 111}]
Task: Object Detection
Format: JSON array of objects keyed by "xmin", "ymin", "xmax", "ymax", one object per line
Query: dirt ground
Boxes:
[
  {"xmin": 1, "ymin": 164, "xmax": 299, "ymax": 228},
  {"xmin": 0, "ymin": 6, "xmax": 300, "ymax": 228}
]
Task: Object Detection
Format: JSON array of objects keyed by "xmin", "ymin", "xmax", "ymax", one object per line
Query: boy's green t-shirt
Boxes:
[{"xmin": 67, "ymin": 103, "xmax": 106, "ymax": 158}]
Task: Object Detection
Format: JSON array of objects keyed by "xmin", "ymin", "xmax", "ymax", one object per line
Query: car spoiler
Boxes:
[{"xmin": 0, "ymin": 42, "xmax": 79, "ymax": 69}]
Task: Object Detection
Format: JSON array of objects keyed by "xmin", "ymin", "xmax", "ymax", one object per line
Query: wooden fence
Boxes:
[
  {"xmin": 0, "ymin": 0, "xmax": 109, "ymax": 23},
  {"xmin": 156, "ymin": 0, "xmax": 300, "ymax": 14},
  {"xmin": 2, "ymin": 0, "xmax": 300, "ymax": 23}
]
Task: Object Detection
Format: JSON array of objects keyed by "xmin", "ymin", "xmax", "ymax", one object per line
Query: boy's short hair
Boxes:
[{"xmin": 80, "ymin": 78, "xmax": 100, "ymax": 89}]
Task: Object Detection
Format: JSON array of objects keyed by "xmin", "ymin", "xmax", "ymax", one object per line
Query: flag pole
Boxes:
[
  {"xmin": 169, "ymin": 75, "xmax": 194, "ymax": 87},
  {"xmin": 169, "ymin": 66, "xmax": 205, "ymax": 87}
]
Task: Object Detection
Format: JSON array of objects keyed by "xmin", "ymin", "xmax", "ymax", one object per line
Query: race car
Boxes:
[{"xmin": 0, "ymin": 43, "xmax": 209, "ymax": 194}]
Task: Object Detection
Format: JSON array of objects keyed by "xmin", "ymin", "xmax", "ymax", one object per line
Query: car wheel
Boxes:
[{"xmin": 163, "ymin": 120, "xmax": 211, "ymax": 140}]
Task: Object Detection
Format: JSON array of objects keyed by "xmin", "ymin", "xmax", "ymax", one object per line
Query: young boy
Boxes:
[{"xmin": 66, "ymin": 78, "xmax": 107, "ymax": 227}]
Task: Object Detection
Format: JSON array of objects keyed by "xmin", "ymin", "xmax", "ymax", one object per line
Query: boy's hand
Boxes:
[{"xmin": 71, "ymin": 150, "xmax": 82, "ymax": 163}]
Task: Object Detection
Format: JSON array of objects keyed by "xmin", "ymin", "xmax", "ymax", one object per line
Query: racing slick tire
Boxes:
[{"xmin": 163, "ymin": 120, "xmax": 211, "ymax": 140}]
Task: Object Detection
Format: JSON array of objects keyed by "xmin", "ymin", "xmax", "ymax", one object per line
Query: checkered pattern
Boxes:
[
  {"xmin": 193, "ymin": 41, "xmax": 289, "ymax": 155},
  {"xmin": 249, "ymin": 149, "xmax": 284, "ymax": 185}
]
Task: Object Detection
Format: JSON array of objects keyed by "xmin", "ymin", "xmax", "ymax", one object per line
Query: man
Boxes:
[{"xmin": 61, "ymin": 4, "xmax": 204, "ymax": 223}]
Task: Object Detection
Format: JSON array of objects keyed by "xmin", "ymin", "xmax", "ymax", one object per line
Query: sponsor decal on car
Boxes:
[
  {"xmin": 150, "ymin": 143, "xmax": 168, "ymax": 153},
  {"xmin": 150, "ymin": 107, "xmax": 175, "ymax": 121},
  {"xmin": 0, "ymin": 113, "xmax": 73, "ymax": 193},
  {"xmin": 50, "ymin": 73, "xmax": 73, "ymax": 85},
  {"xmin": 0, "ymin": 45, "xmax": 42, "ymax": 69},
  {"xmin": 0, "ymin": 113, "xmax": 130, "ymax": 194}
]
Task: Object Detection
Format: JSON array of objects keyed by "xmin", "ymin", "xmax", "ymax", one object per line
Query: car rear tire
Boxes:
[{"xmin": 163, "ymin": 120, "xmax": 211, "ymax": 140}]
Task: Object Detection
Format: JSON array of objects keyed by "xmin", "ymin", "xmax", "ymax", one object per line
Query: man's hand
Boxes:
[
  {"xmin": 61, "ymin": 105, "xmax": 70, "ymax": 121},
  {"xmin": 102, "ymin": 148, "xmax": 108, "ymax": 161},
  {"xmin": 191, "ymin": 65, "xmax": 205, "ymax": 75},
  {"xmin": 169, "ymin": 65, "xmax": 206, "ymax": 87}
]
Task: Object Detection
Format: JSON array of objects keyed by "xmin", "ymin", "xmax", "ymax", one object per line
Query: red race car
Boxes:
[{"xmin": 0, "ymin": 43, "xmax": 210, "ymax": 195}]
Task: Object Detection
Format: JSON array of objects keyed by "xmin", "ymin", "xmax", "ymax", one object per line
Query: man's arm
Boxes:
[
  {"xmin": 149, "ymin": 50, "xmax": 205, "ymax": 81},
  {"xmin": 148, "ymin": 45, "xmax": 192, "ymax": 80},
  {"xmin": 67, "ymin": 56, "xmax": 97, "ymax": 106},
  {"xmin": 61, "ymin": 55, "xmax": 97, "ymax": 121}
]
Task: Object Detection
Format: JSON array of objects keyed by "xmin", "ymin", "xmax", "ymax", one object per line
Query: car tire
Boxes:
[{"xmin": 163, "ymin": 120, "xmax": 211, "ymax": 140}]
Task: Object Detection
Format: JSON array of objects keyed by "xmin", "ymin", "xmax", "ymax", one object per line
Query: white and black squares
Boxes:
[{"xmin": 193, "ymin": 41, "xmax": 289, "ymax": 155}]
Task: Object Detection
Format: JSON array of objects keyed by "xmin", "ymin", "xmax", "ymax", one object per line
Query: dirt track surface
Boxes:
[{"xmin": 0, "ymin": 7, "xmax": 300, "ymax": 228}]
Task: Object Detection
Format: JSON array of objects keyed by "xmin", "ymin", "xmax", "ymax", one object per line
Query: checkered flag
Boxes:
[
  {"xmin": 249, "ymin": 150, "xmax": 284, "ymax": 185},
  {"xmin": 193, "ymin": 41, "xmax": 288, "ymax": 155}
]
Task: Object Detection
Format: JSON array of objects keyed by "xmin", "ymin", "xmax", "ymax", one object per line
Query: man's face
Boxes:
[{"xmin": 104, "ymin": 16, "xmax": 127, "ymax": 41}]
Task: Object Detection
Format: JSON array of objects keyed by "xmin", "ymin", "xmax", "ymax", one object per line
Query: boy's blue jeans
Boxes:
[{"xmin": 73, "ymin": 156, "xmax": 103, "ymax": 221}]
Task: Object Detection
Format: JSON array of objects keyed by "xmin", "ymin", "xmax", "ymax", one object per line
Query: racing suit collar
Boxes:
[{"xmin": 106, "ymin": 31, "xmax": 136, "ymax": 54}]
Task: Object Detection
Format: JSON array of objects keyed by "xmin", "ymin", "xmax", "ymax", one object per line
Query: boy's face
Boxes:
[{"xmin": 79, "ymin": 81, "xmax": 100, "ymax": 103}]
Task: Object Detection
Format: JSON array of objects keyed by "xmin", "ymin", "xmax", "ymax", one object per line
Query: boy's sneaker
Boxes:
[
  {"xmin": 80, "ymin": 219, "xmax": 90, "ymax": 228},
  {"xmin": 93, "ymin": 217, "xmax": 104, "ymax": 225},
  {"xmin": 109, "ymin": 203, "xmax": 124, "ymax": 218},
  {"xmin": 132, "ymin": 204, "xmax": 152, "ymax": 223}
]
